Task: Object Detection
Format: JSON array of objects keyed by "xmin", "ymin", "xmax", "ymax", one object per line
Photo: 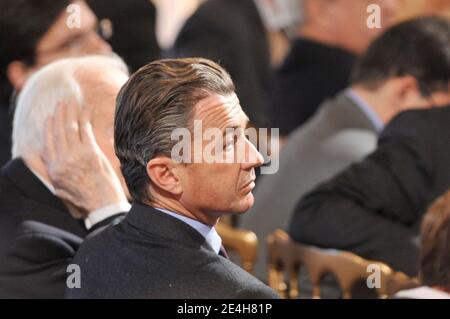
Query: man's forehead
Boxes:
[
  {"xmin": 45, "ymin": 1, "xmax": 96, "ymax": 42},
  {"xmin": 193, "ymin": 93, "xmax": 249, "ymax": 128},
  {"xmin": 76, "ymin": 66, "xmax": 127, "ymax": 112}
]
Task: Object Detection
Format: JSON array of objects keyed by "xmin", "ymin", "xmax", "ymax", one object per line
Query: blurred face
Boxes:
[
  {"xmin": 324, "ymin": 0, "xmax": 400, "ymax": 54},
  {"xmin": 9, "ymin": 1, "xmax": 112, "ymax": 91},
  {"xmin": 35, "ymin": 1, "xmax": 111, "ymax": 67},
  {"xmin": 80, "ymin": 67, "xmax": 129, "ymax": 197},
  {"xmin": 176, "ymin": 94, "xmax": 264, "ymax": 217}
]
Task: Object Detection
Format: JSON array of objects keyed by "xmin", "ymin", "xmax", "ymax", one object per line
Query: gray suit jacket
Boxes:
[{"xmin": 240, "ymin": 91, "xmax": 379, "ymax": 280}]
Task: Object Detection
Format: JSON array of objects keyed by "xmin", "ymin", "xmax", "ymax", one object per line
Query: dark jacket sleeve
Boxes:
[
  {"xmin": 0, "ymin": 213, "xmax": 125, "ymax": 298},
  {"xmin": 288, "ymin": 110, "xmax": 434, "ymax": 275},
  {"xmin": 0, "ymin": 233, "xmax": 77, "ymax": 298}
]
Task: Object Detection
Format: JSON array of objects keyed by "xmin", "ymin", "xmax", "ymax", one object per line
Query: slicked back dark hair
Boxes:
[
  {"xmin": 351, "ymin": 16, "xmax": 450, "ymax": 96},
  {"xmin": 0, "ymin": 0, "xmax": 71, "ymax": 106},
  {"xmin": 114, "ymin": 58, "xmax": 235, "ymax": 202}
]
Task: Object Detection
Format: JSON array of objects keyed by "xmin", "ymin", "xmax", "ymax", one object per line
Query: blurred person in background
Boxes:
[
  {"xmin": 171, "ymin": 0, "xmax": 302, "ymax": 129},
  {"xmin": 88, "ymin": 0, "xmax": 161, "ymax": 71},
  {"xmin": 289, "ymin": 102, "xmax": 450, "ymax": 279},
  {"xmin": 0, "ymin": 56, "xmax": 130, "ymax": 298},
  {"xmin": 289, "ymin": 105, "xmax": 450, "ymax": 298},
  {"xmin": 242, "ymin": 16, "xmax": 450, "ymax": 284},
  {"xmin": 395, "ymin": 190, "xmax": 450, "ymax": 299},
  {"xmin": 271, "ymin": 0, "xmax": 400, "ymax": 139},
  {"xmin": 0, "ymin": 0, "xmax": 112, "ymax": 166}
]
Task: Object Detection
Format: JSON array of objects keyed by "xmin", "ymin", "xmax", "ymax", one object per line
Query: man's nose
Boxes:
[{"xmin": 241, "ymin": 139, "xmax": 264, "ymax": 169}]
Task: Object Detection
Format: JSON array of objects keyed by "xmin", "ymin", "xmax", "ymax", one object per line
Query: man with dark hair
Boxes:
[
  {"xmin": 289, "ymin": 104, "xmax": 450, "ymax": 277},
  {"xmin": 67, "ymin": 58, "xmax": 278, "ymax": 299},
  {"xmin": 0, "ymin": 0, "xmax": 111, "ymax": 166},
  {"xmin": 242, "ymin": 16, "xmax": 450, "ymax": 283},
  {"xmin": 271, "ymin": 0, "xmax": 400, "ymax": 137}
]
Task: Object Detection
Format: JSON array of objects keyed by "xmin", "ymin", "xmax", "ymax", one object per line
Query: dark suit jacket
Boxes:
[
  {"xmin": 0, "ymin": 104, "xmax": 12, "ymax": 167},
  {"xmin": 0, "ymin": 159, "xmax": 124, "ymax": 298},
  {"xmin": 289, "ymin": 106, "xmax": 450, "ymax": 276},
  {"xmin": 67, "ymin": 202, "xmax": 279, "ymax": 299},
  {"xmin": 171, "ymin": 0, "xmax": 271, "ymax": 128},
  {"xmin": 271, "ymin": 38, "xmax": 356, "ymax": 135}
]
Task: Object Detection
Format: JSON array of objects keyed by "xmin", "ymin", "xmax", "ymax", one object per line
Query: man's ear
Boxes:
[
  {"xmin": 393, "ymin": 75, "xmax": 430, "ymax": 110},
  {"xmin": 146, "ymin": 156, "xmax": 183, "ymax": 196},
  {"xmin": 395, "ymin": 76, "xmax": 419, "ymax": 98},
  {"xmin": 7, "ymin": 61, "xmax": 32, "ymax": 91}
]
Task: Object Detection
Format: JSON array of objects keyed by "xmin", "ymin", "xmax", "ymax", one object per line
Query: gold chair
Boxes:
[
  {"xmin": 267, "ymin": 229, "xmax": 410, "ymax": 299},
  {"xmin": 216, "ymin": 222, "xmax": 258, "ymax": 274}
]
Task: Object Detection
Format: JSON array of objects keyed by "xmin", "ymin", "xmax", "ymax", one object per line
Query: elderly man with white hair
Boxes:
[{"xmin": 0, "ymin": 55, "xmax": 131, "ymax": 298}]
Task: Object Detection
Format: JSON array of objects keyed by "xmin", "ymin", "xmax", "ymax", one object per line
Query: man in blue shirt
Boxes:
[{"xmin": 242, "ymin": 17, "xmax": 450, "ymax": 288}]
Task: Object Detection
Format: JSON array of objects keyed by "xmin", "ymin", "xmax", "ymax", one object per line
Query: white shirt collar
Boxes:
[{"xmin": 155, "ymin": 208, "xmax": 222, "ymax": 255}]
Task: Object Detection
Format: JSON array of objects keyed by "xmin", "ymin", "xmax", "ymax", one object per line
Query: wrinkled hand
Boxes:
[{"xmin": 42, "ymin": 100, "xmax": 127, "ymax": 216}]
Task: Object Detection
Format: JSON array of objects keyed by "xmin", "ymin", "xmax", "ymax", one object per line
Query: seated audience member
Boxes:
[
  {"xmin": 0, "ymin": 56, "xmax": 131, "ymax": 298},
  {"xmin": 87, "ymin": 0, "xmax": 161, "ymax": 71},
  {"xmin": 271, "ymin": 0, "xmax": 400, "ymax": 137},
  {"xmin": 395, "ymin": 190, "xmax": 450, "ymax": 299},
  {"xmin": 289, "ymin": 105, "xmax": 450, "ymax": 277},
  {"xmin": 242, "ymin": 16, "xmax": 450, "ymax": 281},
  {"xmin": 172, "ymin": 0, "xmax": 277, "ymax": 129},
  {"xmin": 0, "ymin": 0, "xmax": 112, "ymax": 166},
  {"xmin": 67, "ymin": 58, "xmax": 278, "ymax": 299}
]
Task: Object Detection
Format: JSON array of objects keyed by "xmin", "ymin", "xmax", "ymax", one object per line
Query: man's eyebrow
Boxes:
[{"xmin": 222, "ymin": 125, "xmax": 241, "ymax": 136}]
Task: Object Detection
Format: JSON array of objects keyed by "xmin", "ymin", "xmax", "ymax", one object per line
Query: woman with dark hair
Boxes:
[{"xmin": 395, "ymin": 190, "xmax": 450, "ymax": 299}]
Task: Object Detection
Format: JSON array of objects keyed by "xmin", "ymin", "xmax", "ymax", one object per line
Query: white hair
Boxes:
[{"xmin": 12, "ymin": 54, "xmax": 128, "ymax": 159}]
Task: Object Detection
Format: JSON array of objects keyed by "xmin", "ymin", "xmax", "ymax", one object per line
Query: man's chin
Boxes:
[{"xmin": 230, "ymin": 192, "xmax": 255, "ymax": 214}]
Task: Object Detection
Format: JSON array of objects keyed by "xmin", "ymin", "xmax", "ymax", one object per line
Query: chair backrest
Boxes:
[
  {"xmin": 267, "ymin": 229, "xmax": 410, "ymax": 299},
  {"xmin": 216, "ymin": 222, "xmax": 258, "ymax": 273}
]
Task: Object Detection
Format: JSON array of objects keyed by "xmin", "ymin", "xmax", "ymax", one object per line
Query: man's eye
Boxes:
[
  {"xmin": 224, "ymin": 139, "xmax": 234, "ymax": 151},
  {"xmin": 224, "ymin": 136, "xmax": 238, "ymax": 151}
]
